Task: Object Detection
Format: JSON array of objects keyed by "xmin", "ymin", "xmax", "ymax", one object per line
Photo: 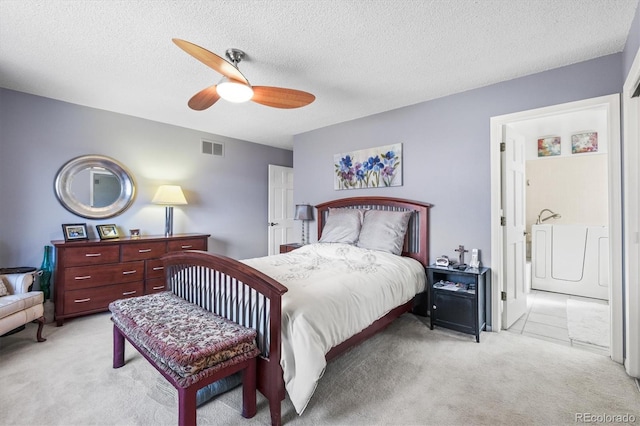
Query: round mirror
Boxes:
[{"xmin": 54, "ymin": 155, "xmax": 136, "ymax": 219}]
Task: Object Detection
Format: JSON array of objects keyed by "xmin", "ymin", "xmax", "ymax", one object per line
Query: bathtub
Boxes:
[{"xmin": 531, "ymin": 224, "xmax": 609, "ymax": 300}]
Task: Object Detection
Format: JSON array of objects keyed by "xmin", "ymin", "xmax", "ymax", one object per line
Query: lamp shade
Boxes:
[
  {"xmin": 294, "ymin": 204, "xmax": 314, "ymax": 221},
  {"xmin": 216, "ymin": 77, "xmax": 254, "ymax": 103},
  {"xmin": 152, "ymin": 185, "xmax": 187, "ymax": 205}
]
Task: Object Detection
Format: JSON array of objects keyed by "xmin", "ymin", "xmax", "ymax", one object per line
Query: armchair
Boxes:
[{"xmin": 0, "ymin": 272, "xmax": 46, "ymax": 342}]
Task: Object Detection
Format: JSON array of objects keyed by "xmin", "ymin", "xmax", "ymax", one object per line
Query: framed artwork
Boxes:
[
  {"xmin": 334, "ymin": 143, "xmax": 402, "ymax": 190},
  {"xmin": 96, "ymin": 224, "xmax": 119, "ymax": 240},
  {"xmin": 62, "ymin": 223, "xmax": 89, "ymax": 242},
  {"xmin": 571, "ymin": 132, "xmax": 598, "ymax": 153},
  {"xmin": 537, "ymin": 136, "xmax": 561, "ymax": 157}
]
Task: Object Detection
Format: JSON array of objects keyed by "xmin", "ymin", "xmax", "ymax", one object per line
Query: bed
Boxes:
[{"xmin": 161, "ymin": 196, "xmax": 431, "ymax": 425}]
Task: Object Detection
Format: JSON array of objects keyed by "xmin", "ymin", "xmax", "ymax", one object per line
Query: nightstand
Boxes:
[
  {"xmin": 279, "ymin": 243, "xmax": 302, "ymax": 253},
  {"xmin": 428, "ymin": 265, "xmax": 491, "ymax": 342}
]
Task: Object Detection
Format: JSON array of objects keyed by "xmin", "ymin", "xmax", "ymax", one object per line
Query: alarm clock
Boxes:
[{"xmin": 435, "ymin": 255, "xmax": 450, "ymax": 267}]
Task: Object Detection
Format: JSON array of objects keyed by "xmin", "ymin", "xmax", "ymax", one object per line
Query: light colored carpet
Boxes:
[
  {"xmin": 1, "ymin": 311, "xmax": 638, "ymax": 426},
  {"xmin": 567, "ymin": 299, "xmax": 610, "ymax": 348}
]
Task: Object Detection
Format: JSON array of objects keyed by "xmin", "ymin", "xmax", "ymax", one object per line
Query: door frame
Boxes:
[
  {"xmin": 489, "ymin": 94, "xmax": 622, "ymax": 363},
  {"xmin": 622, "ymin": 47, "xmax": 640, "ymax": 377}
]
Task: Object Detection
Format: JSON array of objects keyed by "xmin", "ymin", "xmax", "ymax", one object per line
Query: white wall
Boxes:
[{"xmin": 509, "ymin": 107, "xmax": 610, "ymax": 256}]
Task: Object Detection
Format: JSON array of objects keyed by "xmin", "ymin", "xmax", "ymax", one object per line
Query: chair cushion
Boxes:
[
  {"xmin": 109, "ymin": 292, "xmax": 260, "ymax": 387},
  {"xmin": 0, "ymin": 291, "xmax": 44, "ymax": 319}
]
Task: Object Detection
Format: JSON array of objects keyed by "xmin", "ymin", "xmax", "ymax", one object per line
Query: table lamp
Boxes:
[
  {"xmin": 294, "ymin": 204, "xmax": 314, "ymax": 245},
  {"xmin": 152, "ymin": 185, "xmax": 187, "ymax": 237}
]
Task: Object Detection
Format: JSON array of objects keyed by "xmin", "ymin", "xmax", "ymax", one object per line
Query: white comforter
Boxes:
[{"xmin": 241, "ymin": 242, "xmax": 426, "ymax": 414}]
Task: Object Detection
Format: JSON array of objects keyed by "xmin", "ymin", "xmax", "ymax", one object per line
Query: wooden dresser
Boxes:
[{"xmin": 52, "ymin": 233, "xmax": 209, "ymax": 326}]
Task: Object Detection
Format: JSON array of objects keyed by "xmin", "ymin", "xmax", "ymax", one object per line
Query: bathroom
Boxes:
[{"xmin": 507, "ymin": 106, "xmax": 611, "ymax": 354}]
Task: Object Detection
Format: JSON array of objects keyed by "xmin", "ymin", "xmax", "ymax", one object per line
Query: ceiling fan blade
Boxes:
[
  {"xmin": 188, "ymin": 85, "xmax": 220, "ymax": 110},
  {"xmin": 251, "ymin": 86, "xmax": 316, "ymax": 109},
  {"xmin": 172, "ymin": 38, "xmax": 248, "ymax": 84}
]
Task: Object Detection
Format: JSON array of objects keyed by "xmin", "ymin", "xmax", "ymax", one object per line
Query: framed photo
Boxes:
[
  {"xmin": 62, "ymin": 223, "xmax": 89, "ymax": 242},
  {"xmin": 96, "ymin": 224, "xmax": 119, "ymax": 240}
]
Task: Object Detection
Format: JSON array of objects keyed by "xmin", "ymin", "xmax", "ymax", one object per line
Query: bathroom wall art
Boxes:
[
  {"xmin": 537, "ymin": 136, "xmax": 561, "ymax": 157},
  {"xmin": 571, "ymin": 132, "xmax": 598, "ymax": 153}
]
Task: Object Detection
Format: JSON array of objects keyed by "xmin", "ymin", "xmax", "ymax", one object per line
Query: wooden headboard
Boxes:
[{"xmin": 315, "ymin": 196, "xmax": 432, "ymax": 268}]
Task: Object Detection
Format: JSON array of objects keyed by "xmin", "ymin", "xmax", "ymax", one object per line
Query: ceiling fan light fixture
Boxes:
[{"xmin": 217, "ymin": 77, "xmax": 254, "ymax": 103}]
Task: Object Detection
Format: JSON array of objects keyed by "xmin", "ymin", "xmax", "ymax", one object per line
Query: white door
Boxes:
[
  {"xmin": 502, "ymin": 125, "xmax": 528, "ymax": 328},
  {"xmin": 268, "ymin": 165, "xmax": 295, "ymax": 255}
]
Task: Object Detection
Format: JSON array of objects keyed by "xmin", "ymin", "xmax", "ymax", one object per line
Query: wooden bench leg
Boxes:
[
  {"xmin": 242, "ymin": 357, "xmax": 257, "ymax": 418},
  {"xmin": 177, "ymin": 386, "xmax": 197, "ymax": 426},
  {"xmin": 113, "ymin": 325, "xmax": 125, "ymax": 369}
]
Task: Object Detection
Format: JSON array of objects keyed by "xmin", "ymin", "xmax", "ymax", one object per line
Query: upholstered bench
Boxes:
[{"xmin": 109, "ymin": 292, "xmax": 260, "ymax": 426}]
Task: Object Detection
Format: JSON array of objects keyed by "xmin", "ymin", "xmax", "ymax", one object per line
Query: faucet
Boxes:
[{"xmin": 536, "ymin": 209, "xmax": 561, "ymax": 224}]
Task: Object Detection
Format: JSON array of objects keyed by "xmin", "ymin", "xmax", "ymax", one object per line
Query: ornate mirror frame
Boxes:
[{"xmin": 54, "ymin": 154, "xmax": 136, "ymax": 219}]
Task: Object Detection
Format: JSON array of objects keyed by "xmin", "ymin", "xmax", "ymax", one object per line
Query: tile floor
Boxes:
[{"xmin": 506, "ymin": 289, "xmax": 610, "ymax": 356}]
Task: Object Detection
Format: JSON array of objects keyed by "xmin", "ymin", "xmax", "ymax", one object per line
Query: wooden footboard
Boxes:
[{"xmin": 161, "ymin": 250, "xmax": 288, "ymax": 426}]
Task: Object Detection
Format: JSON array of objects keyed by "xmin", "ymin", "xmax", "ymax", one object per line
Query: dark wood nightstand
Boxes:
[
  {"xmin": 279, "ymin": 243, "xmax": 302, "ymax": 253},
  {"xmin": 428, "ymin": 265, "xmax": 491, "ymax": 342}
]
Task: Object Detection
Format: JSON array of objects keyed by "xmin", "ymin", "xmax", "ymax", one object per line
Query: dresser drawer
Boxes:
[
  {"xmin": 146, "ymin": 277, "xmax": 167, "ymax": 294},
  {"xmin": 167, "ymin": 237, "xmax": 206, "ymax": 252},
  {"xmin": 146, "ymin": 258, "xmax": 166, "ymax": 279},
  {"xmin": 121, "ymin": 241, "xmax": 166, "ymax": 261},
  {"xmin": 64, "ymin": 282, "xmax": 144, "ymax": 315},
  {"xmin": 62, "ymin": 245, "xmax": 120, "ymax": 267},
  {"xmin": 65, "ymin": 261, "xmax": 144, "ymax": 290}
]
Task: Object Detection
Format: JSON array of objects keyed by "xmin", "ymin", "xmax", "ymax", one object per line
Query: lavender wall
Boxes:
[
  {"xmin": 0, "ymin": 89, "xmax": 292, "ymax": 267},
  {"xmin": 293, "ymin": 54, "xmax": 623, "ymax": 266}
]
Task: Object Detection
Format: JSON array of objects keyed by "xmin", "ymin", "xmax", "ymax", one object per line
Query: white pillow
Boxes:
[
  {"xmin": 0, "ymin": 277, "xmax": 9, "ymax": 297},
  {"xmin": 318, "ymin": 208, "xmax": 364, "ymax": 244},
  {"xmin": 356, "ymin": 210, "xmax": 412, "ymax": 255}
]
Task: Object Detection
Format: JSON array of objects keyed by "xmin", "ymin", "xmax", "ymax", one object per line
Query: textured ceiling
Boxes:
[{"xmin": 0, "ymin": 0, "xmax": 637, "ymax": 150}]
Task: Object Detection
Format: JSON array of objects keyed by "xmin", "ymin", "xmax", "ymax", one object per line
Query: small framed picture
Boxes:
[
  {"xmin": 62, "ymin": 223, "xmax": 89, "ymax": 242},
  {"xmin": 96, "ymin": 224, "xmax": 120, "ymax": 240},
  {"xmin": 537, "ymin": 136, "xmax": 561, "ymax": 157}
]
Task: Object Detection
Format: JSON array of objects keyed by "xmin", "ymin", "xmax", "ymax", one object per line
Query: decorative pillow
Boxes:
[
  {"xmin": 196, "ymin": 372, "xmax": 242, "ymax": 406},
  {"xmin": 318, "ymin": 208, "xmax": 364, "ymax": 244},
  {"xmin": 0, "ymin": 277, "xmax": 8, "ymax": 297},
  {"xmin": 356, "ymin": 210, "xmax": 413, "ymax": 255}
]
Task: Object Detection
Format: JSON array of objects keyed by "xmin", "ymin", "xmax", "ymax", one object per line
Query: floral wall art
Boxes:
[
  {"xmin": 571, "ymin": 131, "xmax": 598, "ymax": 153},
  {"xmin": 334, "ymin": 143, "xmax": 402, "ymax": 190},
  {"xmin": 537, "ymin": 136, "xmax": 561, "ymax": 157}
]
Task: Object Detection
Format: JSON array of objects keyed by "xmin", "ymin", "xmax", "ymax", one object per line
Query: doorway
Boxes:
[
  {"xmin": 489, "ymin": 94, "xmax": 622, "ymax": 363},
  {"xmin": 267, "ymin": 165, "xmax": 295, "ymax": 255}
]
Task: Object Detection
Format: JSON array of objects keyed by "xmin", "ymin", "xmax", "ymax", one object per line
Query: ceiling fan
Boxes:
[{"xmin": 172, "ymin": 38, "xmax": 315, "ymax": 110}]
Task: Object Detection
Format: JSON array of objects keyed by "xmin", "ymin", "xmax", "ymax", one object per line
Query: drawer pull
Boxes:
[
  {"xmin": 138, "ymin": 249, "xmax": 152, "ymax": 253},
  {"xmin": 181, "ymin": 245, "xmax": 193, "ymax": 249},
  {"xmin": 122, "ymin": 290, "xmax": 137, "ymax": 296},
  {"xmin": 153, "ymin": 266, "xmax": 164, "ymax": 271},
  {"xmin": 152, "ymin": 285, "xmax": 165, "ymax": 290},
  {"xmin": 74, "ymin": 275, "xmax": 92, "ymax": 280},
  {"xmin": 122, "ymin": 270, "xmax": 137, "ymax": 275},
  {"xmin": 85, "ymin": 253, "xmax": 102, "ymax": 257},
  {"xmin": 74, "ymin": 298, "xmax": 91, "ymax": 303}
]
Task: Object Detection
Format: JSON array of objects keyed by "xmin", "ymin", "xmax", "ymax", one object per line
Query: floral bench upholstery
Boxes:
[{"xmin": 109, "ymin": 292, "xmax": 260, "ymax": 425}]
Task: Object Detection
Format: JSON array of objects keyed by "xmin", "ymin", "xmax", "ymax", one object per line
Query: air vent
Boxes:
[{"xmin": 202, "ymin": 139, "xmax": 224, "ymax": 157}]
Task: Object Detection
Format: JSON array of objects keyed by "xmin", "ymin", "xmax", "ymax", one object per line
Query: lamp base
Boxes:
[{"xmin": 165, "ymin": 206, "xmax": 174, "ymax": 237}]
